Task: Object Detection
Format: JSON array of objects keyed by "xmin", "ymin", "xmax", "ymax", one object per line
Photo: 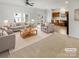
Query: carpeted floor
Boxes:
[
  {"xmin": 9, "ymin": 33, "xmax": 79, "ymax": 58},
  {"xmin": 0, "ymin": 33, "xmax": 79, "ymax": 58}
]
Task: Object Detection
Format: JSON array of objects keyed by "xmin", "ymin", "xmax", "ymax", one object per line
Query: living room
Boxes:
[
  {"xmin": 0, "ymin": 0, "xmax": 54, "ymax": 56},
  {"xmin": 0, "ymin": 0, "xmax": 79, "ymax": 58}
]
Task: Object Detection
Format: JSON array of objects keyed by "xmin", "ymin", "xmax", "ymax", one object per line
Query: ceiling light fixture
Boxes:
[{"xmin": 65, "ymin": 0, "xmax": 69, "ymax": 4}]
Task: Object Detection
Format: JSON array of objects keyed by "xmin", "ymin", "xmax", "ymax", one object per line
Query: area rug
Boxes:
[{"xmin": 10, "ymin": 30, "xmax": 52, "ymax": 53}]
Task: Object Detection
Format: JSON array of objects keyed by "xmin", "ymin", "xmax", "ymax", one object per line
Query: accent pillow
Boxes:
[
  {"xmin": 3, "ymin": 31, "xmax": 8, "ymax": 36},
  {"xmin": 5, "ymin": 29, "xmax": 13, "ymax": 35}
]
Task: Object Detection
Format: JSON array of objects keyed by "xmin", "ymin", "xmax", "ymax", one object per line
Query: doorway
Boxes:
[{"xmin": 51, "ymin": 9, "xmax": 69, "ymax": 35}]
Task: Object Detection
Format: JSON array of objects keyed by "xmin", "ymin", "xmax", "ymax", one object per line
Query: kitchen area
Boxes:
[{"xmin": 51, "ymin": 8, "xmax": 69, "ymax": 35}]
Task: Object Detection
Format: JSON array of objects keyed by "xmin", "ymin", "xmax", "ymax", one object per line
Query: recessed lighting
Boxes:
[{"xmin": 65, "ymin": 0, "xmax": 69, "ymax": 4}]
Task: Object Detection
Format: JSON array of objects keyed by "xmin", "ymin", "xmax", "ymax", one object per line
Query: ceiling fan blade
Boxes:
[
  {"xmin": 26, "ymin": 0, "xmax": 29, "ymax": 1},
  {"xmin": 25, "ymin": 0, "xmax": 34, "ymax": 6}
]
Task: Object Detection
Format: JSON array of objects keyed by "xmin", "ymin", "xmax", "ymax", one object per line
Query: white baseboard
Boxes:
[{"xmin": 69, "ymin": 34, "xmax": 79, "ymax": 39}]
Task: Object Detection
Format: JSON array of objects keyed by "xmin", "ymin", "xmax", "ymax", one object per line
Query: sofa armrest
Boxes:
[{"xmin": 0, "ymin": 34, "xmax": 15, "ymax": 52}]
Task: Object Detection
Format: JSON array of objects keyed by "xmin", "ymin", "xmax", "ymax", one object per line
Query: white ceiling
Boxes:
[
  {"xmin": 0, "ymin": 0, "xmax": 25, "ymax": 6},
  {"xmin": 31, "ymin": 0, "xmax": 69, "ymax": 9},
  {"xmin": 0, "ymin": 0, "xmax": 78, "ymax": 9}
]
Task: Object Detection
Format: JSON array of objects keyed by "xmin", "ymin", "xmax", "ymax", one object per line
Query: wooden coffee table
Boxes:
[{"xmin": 20, "ymin": 27, "xmax": 37, "ymax": 38}]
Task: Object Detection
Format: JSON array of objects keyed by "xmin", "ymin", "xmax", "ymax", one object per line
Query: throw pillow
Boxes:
[
  {"xmin": 5, "ymin": 29, "xmax": 13, "ymax": 35},
  {"xmin": 3, "ymin": 30, "xmax": 8, "ymax": 36}
]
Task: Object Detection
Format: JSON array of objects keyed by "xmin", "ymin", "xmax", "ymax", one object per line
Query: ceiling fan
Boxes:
[{"xmin": 26, "ymin": 0, "xmax": 34, "ymax": 6}]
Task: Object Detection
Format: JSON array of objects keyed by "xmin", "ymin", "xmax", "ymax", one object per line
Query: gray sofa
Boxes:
[
  {"xmin": 0, "ymin": 34, "xmax": 15, "ymax": 52},
  {"xmin": 41, "ymin": 23, "xmax": 54, "ymax": 33},
  {"xmin": 10, "ymin": 23, "xmax": 29, "ymax": 32},
  {"xmin": 10, "ymin": 26, "xmax": 25, "ymax": 32}
]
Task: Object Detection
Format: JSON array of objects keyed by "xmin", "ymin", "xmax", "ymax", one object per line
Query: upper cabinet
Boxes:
[
  {"xmin": 52, "ymin": 12, "xmax": 60, "ymax": 17},
  {"xmin": 52, "ymin": 11, "xmax": 67, "ymax": 21}
]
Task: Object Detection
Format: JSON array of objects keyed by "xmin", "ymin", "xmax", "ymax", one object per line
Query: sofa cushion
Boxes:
[{"xmin": 11, "ymin": 23, "xmax": 16, "ymax": 27}]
